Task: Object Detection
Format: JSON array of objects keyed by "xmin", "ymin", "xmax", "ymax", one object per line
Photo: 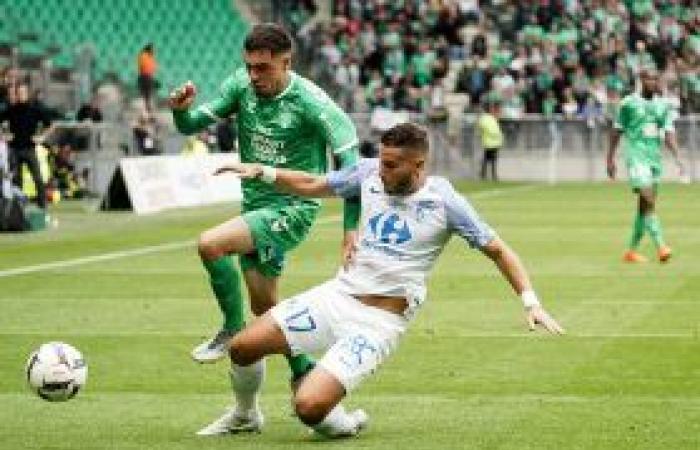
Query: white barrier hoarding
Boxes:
[{"xmin": 118, "ymin": 154, "xmax": 241, "ymax": 214}]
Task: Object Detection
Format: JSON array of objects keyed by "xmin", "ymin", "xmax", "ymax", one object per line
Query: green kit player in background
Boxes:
[
  {"xmin": 169, "ymin": 24, "xmax": 360, "ymax": 434},
  {"xmin": 606, "ymin": 69, "xmax": 685, "ymax": 264}
]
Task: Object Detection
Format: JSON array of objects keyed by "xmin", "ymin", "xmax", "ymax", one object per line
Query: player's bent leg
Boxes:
[
  {"xmin": 243, "ymin": 269, "xmax": 279, "ymax": 316},
  {"xmin": 197, "ymin": 314, "xmax": 288, "ymax": 437},
  {"xmin": 193, "ymin": 217, "xmax": 256, "ymax": 363},
  {"xmin": 196, "ymin": 361, "xmax": 266, "ymax": 436},
  {"xmin": 294, "ymin": 367, "xmax": 345, "ymax": 425},
  {"xmin": 243, "ymin": 268, "xmax": 316, "ymax": 393},
  {"xmin": 294, "ymin": 367, "xmax": 368, "ymax": 438},
  {"xmin": 198, "ymin": 216, "xmax": 256, "ymax": 259},
  {"xmin": 229, "ymin": 312, "xmax": 292, "ymax": 365}
]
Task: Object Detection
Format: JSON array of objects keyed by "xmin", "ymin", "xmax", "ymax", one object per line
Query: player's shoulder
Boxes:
[
  {"xmin": 419, "ymin": 176, "xmax": 456, "ymax": 204},
  {"xmin": 354, "ymin": 158, "xmax": 380, "ymax": 179},
  {"xmin": 219, "ymin": 67, "xmax": 251, "ymax": 94},
  {"xmin": 292, "ymin": 72, "xmax": 336, "ymax": 107},
  {"xmin": 426, "ymin": 176, "xmax": 456, "ymax": 195}
]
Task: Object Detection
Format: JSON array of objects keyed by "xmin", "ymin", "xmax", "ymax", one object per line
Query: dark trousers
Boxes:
[
  {"xmin": 138, "ymin": 74, "xmax": 156, "ymax": 111},
  {"xmin": 9, "ymin": 147, "xmax": 46, "ymax": 208},
  {"xmin": 480, "ymin": 148, "xmax": 499, "ymax": 181}
]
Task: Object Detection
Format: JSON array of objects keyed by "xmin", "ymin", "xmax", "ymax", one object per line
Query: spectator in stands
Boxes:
[
  {"xmin": 0, "ymin": 67, "xmax": 9, "ymax": 111},
  {"xmin": 70, "ymin": 94, "xmax": 103, "ymax": 151},
  {"xmin": 0, "ymin": 83, "xmax": 53, "ymax": 209},
  {"xmin": 133, "ymin": 112, "xmax": 158, "ymax": 155},
  {"xmin": 48, "ymin": 142, "xmax": 86, "ymax": 199},
  {"xmin": 335, "ymin": 55, "xmax": 360, "ymax": 111},
  {"xmin": 76, "ymin": 95, "xmax": 103, "ymax": 123},
  {"xmin": 296, "ymin": 0, "xmax": 700, "ymax": 115},
  {"xmin": 561, "ymin": 88, "xmax": 580, "ymax": 117},
  {"xmin": 137, "ymin": 43, "xmax": 158, "ymax": 112}
]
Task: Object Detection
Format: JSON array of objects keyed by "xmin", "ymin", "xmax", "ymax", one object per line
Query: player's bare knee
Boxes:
[
  {"xmin": 293, "ymin": 393, "xmax": 330, "ymax": 426},
  {"xmin": 197, "ymin": 233, "xmax": 222, "ymax": 260},
  {"xmin": 250, "ymin": 296, "xmax": 276, "ymax": 316},
  {"xmin": 228, "ymin": 335, "xmax": 255, "ymax": 366}
]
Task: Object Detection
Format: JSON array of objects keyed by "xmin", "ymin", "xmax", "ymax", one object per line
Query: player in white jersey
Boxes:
[{"xmin": 200, "ymin": 123, "xmax": 564, "ymax": 438}]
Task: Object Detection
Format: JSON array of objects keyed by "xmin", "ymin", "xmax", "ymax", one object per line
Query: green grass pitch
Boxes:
[{"xmin": 1, "ymin": 182, "xmax": 699, "ymax": 449}]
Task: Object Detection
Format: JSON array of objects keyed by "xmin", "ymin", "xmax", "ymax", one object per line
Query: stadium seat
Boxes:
[{"xmin": 6, "ymin": 0, "xmax": 248, "ymax": 99}]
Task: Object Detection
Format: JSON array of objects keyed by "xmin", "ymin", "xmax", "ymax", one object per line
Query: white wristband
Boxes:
[
  {"xmin": 520, "ymin": 290, "xmax": 541, "ymax": 308},
  {"xmin": 260, "ymin": 166, "xmax": 277, "ymax": 184}
]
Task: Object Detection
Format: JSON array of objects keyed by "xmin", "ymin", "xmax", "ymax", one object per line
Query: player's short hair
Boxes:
[
  {"xmin": 380, "ymin": 123, "xmax": 429, "ymax": 154},
  {"xmin": 244, "ymin": 23, "xmax": 293, "ymax": 55}
]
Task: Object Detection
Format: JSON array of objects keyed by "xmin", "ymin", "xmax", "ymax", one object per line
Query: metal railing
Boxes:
[{"xmin": 349, "ymin": 113, "xmax": 700, "ymax": 182}]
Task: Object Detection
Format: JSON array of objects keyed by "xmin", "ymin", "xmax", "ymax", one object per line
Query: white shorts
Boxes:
[{"xmin": 270, "ymin": 279, "xmax": 408, "ymax": 392}]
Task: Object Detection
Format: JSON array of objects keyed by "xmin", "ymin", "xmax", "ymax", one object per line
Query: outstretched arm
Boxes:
[
  {"xmin": 664, "ymin": 131, "xmax": 685, "ymax": 176},
  {"xmin": 607, "ymin": 128, "xmax": 621, "ymax": 179},
  {"xmin": 215, "ymin": 163, "xmax": 336, "ymax": 197},
  {"xmin": 480, "ymin": 237, "xmax": 565, "ymax": 335}
]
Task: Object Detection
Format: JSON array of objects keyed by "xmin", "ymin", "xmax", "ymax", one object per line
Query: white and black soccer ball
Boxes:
[{"xmin": 26, "ymin": 342, "xmax": 88, "ymax": 402}]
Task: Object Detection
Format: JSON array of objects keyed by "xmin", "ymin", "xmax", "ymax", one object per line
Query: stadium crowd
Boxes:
[{"xmin": 298, "ymin": 0, "xmax": 699, "ymax": 117}]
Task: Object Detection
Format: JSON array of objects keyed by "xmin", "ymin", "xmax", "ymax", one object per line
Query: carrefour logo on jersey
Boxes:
[{"xmin": 367, "ymin": 212, "xmax": 412, "ymax": 245}]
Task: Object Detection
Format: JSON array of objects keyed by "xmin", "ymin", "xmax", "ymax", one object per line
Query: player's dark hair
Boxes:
[
  {"xmin": 244, "ymin": 23, "xmax": 293, "ymax": 55},
  {"xmin": 381, "ymin": 123, "xmax": 429, "ymax": 153}
]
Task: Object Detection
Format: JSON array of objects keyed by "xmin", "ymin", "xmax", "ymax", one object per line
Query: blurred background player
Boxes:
[
  {"xmin": 207, "ymin": 122, "xmax": 564, "ymax": 438},
  {"xmin": 168, "ymin": 23, "xmax": 360, "ymax": 434},
  {"xmin": 606, "ymin": 69, "xmax": 683, "ymax": 263}
]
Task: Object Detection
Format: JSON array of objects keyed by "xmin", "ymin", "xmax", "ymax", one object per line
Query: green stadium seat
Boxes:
[{"xmin": 8, "ymin": 0, "xmax": 248, "ymax": 100}]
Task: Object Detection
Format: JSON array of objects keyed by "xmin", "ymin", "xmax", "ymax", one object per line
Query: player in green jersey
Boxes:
[
  {"xmin": 169, "ymin": 24, "xmax": 360, "ymax": 434},
  {"xmin": 606, "ymin": 69, "xmax": 684, "ymax": 263}
]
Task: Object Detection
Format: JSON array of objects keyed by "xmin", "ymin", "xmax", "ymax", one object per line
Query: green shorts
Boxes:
[
  {"xmin": 239, "ymin": 203, "xmax": 318, "ymax": 278},
  {"xmin": 626, "ymin": 159, "xmax": 661, "ymax": 190}
]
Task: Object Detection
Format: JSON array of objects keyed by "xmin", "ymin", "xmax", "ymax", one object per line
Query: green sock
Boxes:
[
  {"xmin": 203, "ymin": 256, "xmax": 245, "ymax": 332},
  {"xmin": 286, "ymin": 354, "xmax": 316, "ymax": 380},
  {"xmin": 643, "ymin": 214, "xmax": 665, "ymax": 249},
  {"xmin": 627, "ymin": 213, "xmax": 645, "ymax": 250}
]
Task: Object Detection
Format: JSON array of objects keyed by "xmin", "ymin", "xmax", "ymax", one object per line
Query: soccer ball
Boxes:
[{"xmin": 26, "ymin": 342, "xmax": 88, "ymax": 402}]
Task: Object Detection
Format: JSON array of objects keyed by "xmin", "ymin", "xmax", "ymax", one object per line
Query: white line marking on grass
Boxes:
[
  {"xmin": 0, "ymin": 330, "xmax": 696, "ymax": 338},
  {"xmin": 0, "ymin": 241, "xmax": 194, "ymax": 278},
  {"xmin": 466, "ymin": 184, "xmax": 540, "ymax": 199},
  {"xmin": 0, "ymin": 215, "xmax": 341, "ymax": 279},
  {"xmin": 444, "ymin": 332, "xmax": 696, "ymax": 338},
  {"xmin": 0, "ymin": 184, "xmax": 537, "ymax": 279}
]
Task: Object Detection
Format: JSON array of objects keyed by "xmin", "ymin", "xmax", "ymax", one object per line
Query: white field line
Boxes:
[
  {"xmin": 0, "ymin": 215, "xmax": 340, "ymax": 279},
  {"xmin": 0, "ymin": 392, "xmax": 697, "ymax": 404},
  {"xmin": 0, "ymin": 184, "xmax": 538, "ymax": 279},
  {"xmin": 0, "ymin": 329, "xmax": 695, "ymax": 338},
  {"xmin": 2, "ymin": 297, "xmax": 697, "ymax": 306}
]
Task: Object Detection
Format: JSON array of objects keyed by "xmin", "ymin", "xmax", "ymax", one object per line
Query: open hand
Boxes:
[
  {"xmin": 525, "ymin": 305, "xmax": 565, "ymax": 335},
  {"xmin": 213, "ymin": 163, "xmax": 262, "ymax": 179}
]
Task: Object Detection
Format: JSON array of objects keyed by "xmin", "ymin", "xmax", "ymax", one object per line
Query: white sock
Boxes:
[
  {"xmin": 312, "ymin": 404, "xmax": 358, "ymax": 437},
  {"xmin": 229, "ymin": 359, "xmax": 265, "ymax": 413}
]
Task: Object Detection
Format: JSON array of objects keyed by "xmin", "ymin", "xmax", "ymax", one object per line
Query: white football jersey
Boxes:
[{"xmin": 327, "ymin": 158, "xmax": 495, "ymax": 319}]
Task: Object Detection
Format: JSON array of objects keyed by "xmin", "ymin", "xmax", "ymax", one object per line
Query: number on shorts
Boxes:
[
  {"xmin": 284, "ymin": 306, "xmax": 316, "ymax": 332},
  {"xmin": 339, "ymin": 334, "xmax": 378, "ymax": 369}
]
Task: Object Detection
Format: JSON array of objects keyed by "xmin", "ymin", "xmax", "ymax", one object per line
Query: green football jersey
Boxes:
[
  {"xmin": 173, "ymin": 68, "xmax": 359, "ymax": 212},
  {"xmin": 614, "ymin": 93, "xmax": 674, "ymax": 164}
]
